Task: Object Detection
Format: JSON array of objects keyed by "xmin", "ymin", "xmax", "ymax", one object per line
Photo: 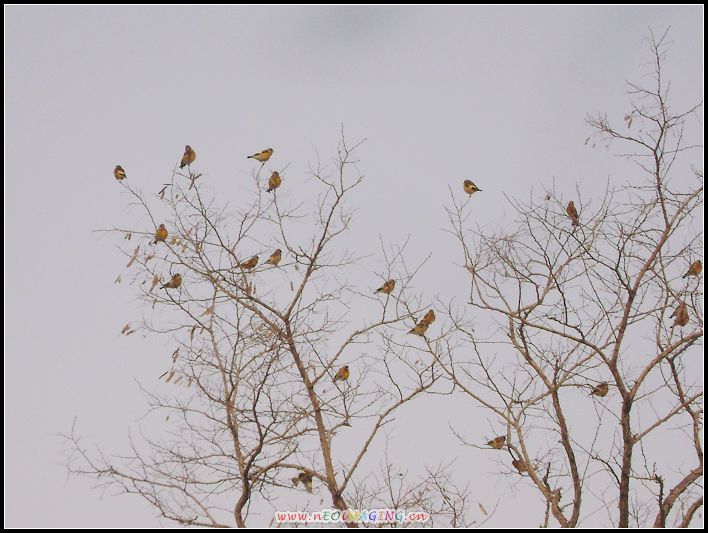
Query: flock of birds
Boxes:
[
  {"xmin": 113, "ymin": 144, "xmax": 703, "ymax": 476},
  {"xmin": 112, "ymin": 145, "xmax": 480, "ymax": 387}
]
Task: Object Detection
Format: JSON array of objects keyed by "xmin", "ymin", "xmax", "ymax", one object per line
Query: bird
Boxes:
[
  {"xmin": 154, "ymin": 224, "xmax": 168, "ymax": 244},
  {"xmin": 247, "ymin": 148, "xmax": 273, "ymax": 162},
  {"xmin": 266, "ymin": 171, "xmax": 282, "ymax": 192},
  {"xmin": 670, "ymin": 302, "xmax": 689, "ymax": 328},
  {"xmin": 463, "ymin": 180, "xmax": 482, "ymax": 195},
  {"xmin": 113, "ymin": 165, "xmax": 126, "ymax": 181},
  {"xmin": 589, "ymin": 382, "xmax": 609, "ymax": 397},
  {"xmin": 292, "ymin": 472, "xmax": 313, "ymax": 493},
  {"xmin": 237, "ymin": 256, "xmax": 259, "ymax": 271},
  {"xmin": 265, "ymin": 249, "xmax": 282, "ymax": 266},
  {"xmin": 512, "ymin": 458, "xmax": 528, "ymax": 474},
  {"xmin": 566, "ymin": 201, "xmax": 580, "ymax": 226},
  {"xmin": 409, "ymin": 321, "xmax": 429, "ymax": 336},
  {"xmin": 162, "ymin": 273, "xmax": 182, "ymax": 290},
  {"xmin": 420, "ymin": 309, "xmax": 436, "ymax": 325},
  {"xmin": 683, "ymin": 260, "xmax": 702, "ymax": 279},
  {"xmin": 333, "ymin": 365, "xmax": 350, "ymax": 382},
  {"xmin": 374, "ymin": 279, "xmax": 396, "ymax": 295},
  {"xmin": 487, "ymin": 436, "xmax": 506, "ymax": 449},
  {"xmin": 180, "ymin": 145, "xmax": 196, "ymax": 169}
]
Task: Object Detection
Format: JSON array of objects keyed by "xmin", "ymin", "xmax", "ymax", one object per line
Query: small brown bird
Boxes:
[
  {"xmin": 333, "ymin": 365, "xmax": 350, "ymax": 382},
  {"xmin": 247, "ymin": 148, "xmax": 273, "ymax": 162},
  {"xmin": 512, "ymin": 458, "xmax": 528, "ymax": 474},
  {"xmin": 487, "ymin": 436, "xmax": 506, "ymax": 449},
  {"xmin": 670, "ymin": 302, "xmax": 689, "ymax": 328},
  {"xmin": 566, "ymin": 201, "xmax": 580, "ymax": 226},
  {"xmin": 463, "ymin": 180, "xmax": 482, "ymax": 195},
  {"xmin": 292, "ymin": 472, "xmax": 313, "ymax": 493},
  {"xmin": 113, "ymin": 165, "xmax": 126, "ymax": 181},
  {"xmin": 161, "ymin": 273, "xmax": 182, "ymax": 290},
  {"xmin": 409, "ymin": 321, "xmax": 429, "ymax": 336},
  {"xmin": 420, "ymin": 309, "xmax": 436, "ymax": 325},
  {"xmin": 180, "ymin": 145, "xmax": 196, "ymax": 169},
  {"xmin": 266, "ymin": 171, "xmax": 282, "ymax": 192},
  {"xmin": 265, "ymin": 249, "xmax": 282, "ymax": 266},
  {"xmin": 154, "ymin": 224, "xmax": 168, "ymax": 244},
  {"xmin": 683, "ymin": 260, "xmax": 702, "ymax": 279},
  {"xmin": 237, "ymin": 255, "xmax": 259, "ymax": 271},
  {"xmin": 589, "ymin": 382, "xmax": 609, "ymax": 397},
  {"xmin": 374, "ymin": 279, "xmax": 396, "ymax": 295}
]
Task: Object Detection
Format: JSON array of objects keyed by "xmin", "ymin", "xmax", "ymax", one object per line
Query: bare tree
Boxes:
[
  {"xmin": 65, "ymin": 133, "xmax": 472, "ymax": 527},
  {"xmin": 439, "ymin": 29, "xmax": 703, "ymax": 527}
]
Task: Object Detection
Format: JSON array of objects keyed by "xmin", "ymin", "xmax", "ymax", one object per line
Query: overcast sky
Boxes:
[{"xmin": 5, "ymin": 5, "xmax": 703, "ymax": 528}]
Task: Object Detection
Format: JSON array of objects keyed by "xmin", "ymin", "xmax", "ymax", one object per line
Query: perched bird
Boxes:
[
  {"xmin": 247, "ymin": 148, "xmax": 273, "ymax": 162},
  {"xmin": 292, "ymin": 472, "xmax": 313, "ymax": 493},
  {"xmin": 420, "ymin": 309, "xmax": 436, "ymax": 325},
  {"xmin": 463, "ymin": 180, "xmax": 482, "ymax": 195},
  {"xmin": 180, "ymin": 145, "xmax": 196, "ymax": 169},
  {"xmin": 374, "ymin": 279, "xmax": 396, "ymax": 295},
  {"xmin": 566, "ymin": 201, "xmax": 580, "ymax": 226},
  {"xmin": 512, "ymin": 458, "xmax": 528, "ymax": 474},
  {"xmin": 670, "ymin": 302, "xmax": 689, "ymax": 328},
  {"xmin": 113, "ymin": 165, "xmax": 126, "ymax": 181},
  {"xmin": 333, "ymin": 365, "xmax": 350, "ymax": 382},
  {"xmin": 266, "ymin": 171, "xmax": 282, "ymax": 192},
  {"xmin": 237, "ymin": 255, "xmax": 259, "ymax": 271},
  {"xmin": 409, "ymin": 321, "xmax": 429, "ymax": 336},
  {"xmin": 154, "ymin": 224, "xmax": 168, "ymax": 244},
  {"xmin": 265, "ymin": 249, "xmax": 282, "ymax": 266},
  {"xmin": 683, "ymin": 260, "xmax": 702, "ymax": 279},
  {"xmin": 589, "ymin": 382, "xmax": 609, "ymax": 397},
  {"xmin": 487, "ymin": 436, "xmax": 506, "ymax": 449},
  {"xmin": 162, "ymin": 273, "xmax": 182, "ymax": 290}
]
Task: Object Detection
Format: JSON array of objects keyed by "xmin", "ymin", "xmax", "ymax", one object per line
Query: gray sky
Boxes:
[{"xmin": 5, "ymin": 5, "xmax": 703, "ymax": 527}]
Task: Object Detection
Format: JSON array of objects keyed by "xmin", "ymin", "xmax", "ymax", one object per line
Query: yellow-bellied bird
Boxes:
[
  {"xmin": 292, "ymin": 472, "xmax": 313, "ymax": 493},
  {"xmin": 589, "ymin": 382, "xmax": 609, "ymax": 397},
  {"xmin": 487, "ymin": 436, "xmax": 506, "ymax": 449},
  {"xmin": 409, "ymin": 321, "xmax": 429, "ymax": 336},
  {"xmin": 683, "ymin": 260, "xmax": 702, "ymax": 279},
  {"xmin": 247, "ymin": 148, "xmax": 273, "ymax": 162},
  {"xmin": 154, "ymin": 224, "xmax": 168, "ymax": 244},
  {"xmin": 238, "ymin": 255, "xmax": 259, "ymax": 271},
  {"xmin": 162, "ymin": 273, "xmax": 182, "ymax": 289},
  {"xmin": 114, "ymin": 165, "xmax": 126, "ymax": 181},
  {"xmin": 180, "ymin": 145, "xmax": 196, "ymax": 169},
  {"xmin": 265, "ymin": 249, "xmax": 282, "ymax": 266},
  {"xmin": 566, "ymin": 201, "xmax": 580, "ymax": 227},
  {"xmin": 420, "ymin": 309, "xmax": 436, "ymax": 325},
  {"xmin": 266, "ymin": 171, "xmax": 282, "ymax": 192},
  {"xmin": 512, "ymin": 458, "xmax": 528, "ymax": 473},
  {"xmin": 463, "ymin": 180, "xmax": 482, "ymax": 195},
  {"xmin": 374, "ymin": 279, "xmax": 396, "ymax": 295},
  {"xmin": 333, "ymin": 365, "xmax": 350, "ymax": 382},
  {"xmin": 670, "ymin": 302, "xmax": 689, "ymax": 328}
]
